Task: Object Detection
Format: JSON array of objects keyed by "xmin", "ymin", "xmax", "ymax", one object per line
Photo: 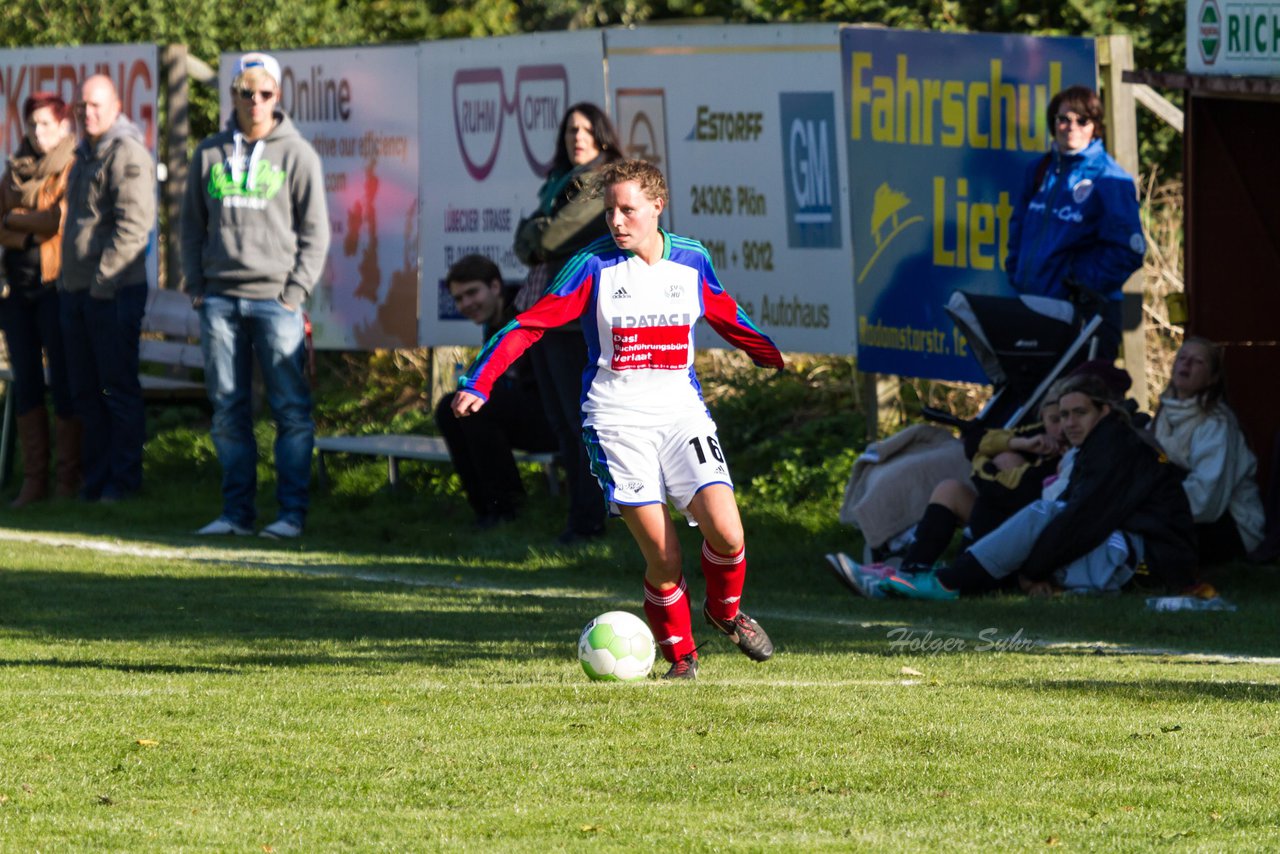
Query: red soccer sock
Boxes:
[
  {"xmin": 702, "ymin": 541, "xmax": 746, "ymax": 621},
  {"xmin": 643, "ymin": 576, "xmax": 696, "ymax": 663}
]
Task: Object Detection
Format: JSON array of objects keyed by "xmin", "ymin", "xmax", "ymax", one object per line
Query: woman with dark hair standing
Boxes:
[
  {"xmin": 513, "ymin": 102, "xmax": 623, "ymax": 543},
  {"xmin": 1005, "ymin": 85, "xmax": 1146, "ymax": 359},
  {"xmin": 0, "ymin": 92, "xmax": 79, "ymax": 506}
]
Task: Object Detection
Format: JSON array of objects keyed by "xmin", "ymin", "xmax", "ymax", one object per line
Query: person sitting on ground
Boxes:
[
  {"xmin": 1150, "ymin": 336, "xmax": 1265, "ymax": 565},
  {"xmin": 434, "ymin": 254, "xmax": 557, "ymax": 528},
  {"xmin": 827, "ymin": 385, "xmax": 1068, "ymax": 597},
  {"xmin": 875, "ymin": 372, "xmax": 1196, "ymax": 600}
]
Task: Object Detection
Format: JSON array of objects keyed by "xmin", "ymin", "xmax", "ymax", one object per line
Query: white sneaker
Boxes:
[
  {"xmin": 195, "ymin": 517, "xmax": 253, "ymax": 536},
  {"xmin": 259, "ymin": 519, "xmax": 303, "ymax": 539}
]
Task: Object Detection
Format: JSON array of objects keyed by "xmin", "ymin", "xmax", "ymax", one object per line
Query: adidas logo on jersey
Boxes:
[{"xmin": 612, "ymin": 285, "xmax": 631, "ymax": 299}]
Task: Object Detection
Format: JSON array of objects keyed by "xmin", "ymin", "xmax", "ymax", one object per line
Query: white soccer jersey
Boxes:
[{"xmin": 463, "ymin": 231, "xmax": 782, "ymax": 428}]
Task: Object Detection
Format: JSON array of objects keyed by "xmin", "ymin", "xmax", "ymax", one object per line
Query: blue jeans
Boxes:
[
  {"xmin": 968, "ymin": 499, "xmax": 1137, "ymax": 593},
  {"xmin": 60, "ymin": 284, "xmax": 147, "ymax": 499},
  {"xmin": 199, "ymin": 294, "xmax": 313, "ymax": 529}
]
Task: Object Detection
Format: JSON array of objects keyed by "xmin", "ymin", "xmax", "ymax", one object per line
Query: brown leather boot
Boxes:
[
  {"xmin": 54, "ymin": 416, "xmax": 83, "ymax": 499},
  {"xmin": 11, "ymin": 409, "xmax": 50, "ymax": 508}
]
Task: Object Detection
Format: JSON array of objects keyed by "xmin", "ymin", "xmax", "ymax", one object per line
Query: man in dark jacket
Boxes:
[
  {"xmin": 182, "ymin": 52, "xmax": 330, "ymax": 539},
  {"xmin": 434, "ymin": 254, "xmax": 556, "ymax": 528},
  {"xmin": 59, "ymin": 74, "xmax": 155, "ymax": 502}
]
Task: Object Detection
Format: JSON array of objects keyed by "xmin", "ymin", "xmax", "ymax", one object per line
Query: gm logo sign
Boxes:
[{"xmin": 779, "ymin": 92, "xmax": 841, "ymax": 249}]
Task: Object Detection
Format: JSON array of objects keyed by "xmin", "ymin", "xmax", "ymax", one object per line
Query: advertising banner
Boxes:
[
  {"xmin": 842, "ymin": 28, "xmax": 1095, "ymax": 382},
  {"xmin": 219, "ymin": 46, "xmax": 421, "ymax": 350},
  {"xmin": 419, "ymin": 31, "xmax": 607, "ymax": 346},
  {"xmin": 1187, "ymin": 0, "xmax": 1280, "ymax": 75},
  {"xmin": 1, "ymin": 44, "xmax": 161, "ymax": 286},
  {"xmin": 605, "ymin": 25, "xmax": 854, "ymax": 354}
]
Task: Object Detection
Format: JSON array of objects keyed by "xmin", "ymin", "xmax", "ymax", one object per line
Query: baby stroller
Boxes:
[{"xmin": 922, "ymin": 287, "xmax": 1106, "ymax": 436}]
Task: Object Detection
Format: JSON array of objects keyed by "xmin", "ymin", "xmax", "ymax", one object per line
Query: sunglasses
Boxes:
[
  {"xmin": 1055, "ymin": 114, "xmax": 1093, "ymax": 128},
  {"xmin": 238, "ymin": 88, "xmax": 277, "ymax": 102}
]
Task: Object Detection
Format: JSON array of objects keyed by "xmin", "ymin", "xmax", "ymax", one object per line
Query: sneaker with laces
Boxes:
[
  {"xmin": 824, "ymin": 552, "xmax": 892, "ymax": 599},
  {"xmin": 661, "ymin": 653, "xmax": 699, "ymax": 680},
  {"xmin": 259, "ymin": 519, "xmax": 303, "ymax": 539},
  {"xmin": 879, "ymin": 570, "xmax": 960, "ymax": 601},
  {"xmin": 195, "ymin": 517, "xmax": 253, "ymax": 536},
  {"xmin": 703, "ymin": 603, "xmax": 774, "ymax": 661}
]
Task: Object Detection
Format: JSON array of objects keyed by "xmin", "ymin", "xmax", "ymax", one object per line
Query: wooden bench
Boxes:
[
  {"xmin": 314, "ymin": 433, "xmax": 561, "ymax": 494},
  {"xmin": 138, "ymin": 286, "xmax": 207, "ymax": 405},
  {"xmin": 0, "ymin": 286, "xmax": 206, "ymax": 488}
]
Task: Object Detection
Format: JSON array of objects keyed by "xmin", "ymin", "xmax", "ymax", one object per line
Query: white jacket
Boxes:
[{"xmin": 1152, "ymin": 394, "xmax": 1265, "ymax": 552}]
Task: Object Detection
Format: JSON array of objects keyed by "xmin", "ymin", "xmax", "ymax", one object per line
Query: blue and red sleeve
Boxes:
[
  {"xmin": 460, "ymin": 275, "xmax": 595, "ymax": 400},
  {"xmin": 700, "ymin": 265, "xmax": 783, "ymax": 369}
]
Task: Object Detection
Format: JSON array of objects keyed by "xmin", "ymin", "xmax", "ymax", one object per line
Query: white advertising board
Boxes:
[
  {"xmin": 218, "ymin": 45, "xmax": 421, "ymax": 349},
  {"xmin": 418, "ymin": 31, "xmax": 607, "ymax": 346},
  {"xmin": 0, "ymin": 44, "xmax": 161, "ymax": 286},
  {"xmin": 1187, "ymin": 0, "xmax": 1280, "ymax": 75},
  {"xmin": 604, "ymin": 25, "xmax": 854, "ymax": 354}
]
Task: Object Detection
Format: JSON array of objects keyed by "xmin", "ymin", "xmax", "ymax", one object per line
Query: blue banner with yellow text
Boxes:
[{"xmin": 842, "ymin": 29, "xmax": 1095, "ymax": 382}]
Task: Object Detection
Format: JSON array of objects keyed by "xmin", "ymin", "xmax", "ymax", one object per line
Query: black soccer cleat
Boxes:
[
  {"xmin": 662, "ymin": 653, "xmax": 699, "ymax": 680},
  {"xmin": 703, "ymin": 602, "xmax": 774, "ymax": 662}
]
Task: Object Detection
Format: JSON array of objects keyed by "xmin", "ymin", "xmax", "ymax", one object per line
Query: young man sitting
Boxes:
[{"xmin": 434, "ymin": 254, "xmax": 557, "ymax": 528}]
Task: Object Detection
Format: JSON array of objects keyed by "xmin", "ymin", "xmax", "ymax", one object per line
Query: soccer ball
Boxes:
[{"xmin": 578, "ymin": 611, "xmax": 656, "ymax": 682}]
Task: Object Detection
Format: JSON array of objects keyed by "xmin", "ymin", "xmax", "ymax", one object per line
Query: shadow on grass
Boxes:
[
  {"xmin": 0, "ymin": 657, "xmax": 235, "ymax": 675},
  {"xmin": 10, "ymin": 565, "xmax": 900, "ymax": 672},
  {"xmin": 994, "ymin": 677, "xmax": 1280, "ymax": 703},
  {"xmin": 4, "ymin": 445, "xmax": 1278, "ymax": 663}
]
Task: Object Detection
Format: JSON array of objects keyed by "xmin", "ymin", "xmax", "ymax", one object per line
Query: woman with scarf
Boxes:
[
  {"xmin": 0, "ymin": 92, "xmax": 79, "ymax": 506},
  {"xmin": 513, "ymin": 102, "xmax": 623, "ymax": 544}
]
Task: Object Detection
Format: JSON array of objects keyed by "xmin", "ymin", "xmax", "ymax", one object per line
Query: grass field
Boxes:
[{"xmin": 2, "ymin": 433, "xmax": 1279, "ymax": 851}]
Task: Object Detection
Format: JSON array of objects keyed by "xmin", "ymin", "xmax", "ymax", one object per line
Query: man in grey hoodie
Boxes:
[
  {"xmin": 59, "ymin": 74, "xmax": 156, "ymax": 502},
  {"xmin": 181, "ymin": 52, "xmax": 330, "ymax": 539}
]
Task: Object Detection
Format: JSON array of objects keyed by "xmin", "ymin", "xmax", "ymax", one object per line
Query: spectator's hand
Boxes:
[
  {"xmin": 1010, "ymin": 434, "xmax": 1058, "ymax": 457},
  {"xmin": 1025, "ymin": 434, "xmax": 1060, "ymax": 456},
  {"xmin": 452, "ymin": 390, "xmax": 485, "ymax": 418},
  {"xmin": 1018, "ymin": 574, "xmax": 1055, "ymax": 598}
]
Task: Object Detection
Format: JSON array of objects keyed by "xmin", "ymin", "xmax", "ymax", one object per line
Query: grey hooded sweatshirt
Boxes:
[
  {"xmin": 60, "ymin": 114, "xmax": 156, "ymax": 298},
  {"xmin": 180, "ymin": 110, "xmax": 330, "ymax": 308}
]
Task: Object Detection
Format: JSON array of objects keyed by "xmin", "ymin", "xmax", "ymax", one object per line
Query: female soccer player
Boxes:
[{"xmin": 452, "ymin": 159, "xmax": 784, "ymax": 679}]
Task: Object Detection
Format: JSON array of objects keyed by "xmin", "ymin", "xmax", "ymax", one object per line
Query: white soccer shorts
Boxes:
[{"xmin": 585, "ymin": 409, "xmax": 734, "ymax": 517}]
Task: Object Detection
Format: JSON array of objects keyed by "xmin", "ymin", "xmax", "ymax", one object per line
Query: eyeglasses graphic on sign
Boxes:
[{"xmin": 453, "ymin": 65, "xmax": 569, "ymax": 181}]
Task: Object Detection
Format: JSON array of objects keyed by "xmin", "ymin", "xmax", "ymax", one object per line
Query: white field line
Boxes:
[{"xmin": 5, "ymin": 528, "xmax": 1279, "ymax": 666}]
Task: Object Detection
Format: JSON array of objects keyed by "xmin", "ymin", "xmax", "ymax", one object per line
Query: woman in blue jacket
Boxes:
[{"xmin": 1005, "ymin": 86, "xmax": 1146, "ymax": 359}]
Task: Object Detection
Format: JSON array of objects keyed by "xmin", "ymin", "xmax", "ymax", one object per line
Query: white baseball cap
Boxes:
[{"xmin": 235, "ymin": 52, "xmax": 281, "ymax": 86}]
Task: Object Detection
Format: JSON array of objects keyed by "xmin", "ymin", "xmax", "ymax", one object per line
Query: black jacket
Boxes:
[{"xmin": 1022, "ymin": 414, "xmax": 1197, "ymax": 590}]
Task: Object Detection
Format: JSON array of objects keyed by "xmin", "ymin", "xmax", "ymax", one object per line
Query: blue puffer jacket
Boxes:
[{"xmin": 1005, "ymin": 139, "xmax": 1144, "ymax": 303}]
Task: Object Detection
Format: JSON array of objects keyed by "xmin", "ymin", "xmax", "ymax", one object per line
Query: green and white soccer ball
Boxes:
[{"xmin": 578, "ymin": 610, "xmax": 656, "ymax": 682}]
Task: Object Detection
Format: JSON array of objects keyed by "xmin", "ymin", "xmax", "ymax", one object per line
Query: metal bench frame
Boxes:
[{"xmin": 314, "ymin": 433, "xmax": 560, "ymax": 494}]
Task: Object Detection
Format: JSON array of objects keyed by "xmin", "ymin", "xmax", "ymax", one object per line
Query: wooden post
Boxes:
[
  {"xmin": 1098, "ymin": 35, "xmax": 1149, "ymax": 407},
  {"xmin": 858, "ymin": 370, "xmax": 878, "ymax": 442},
  {"xmin": 162, "ymin": 44, "xmax": 189, "ymax": 292}
]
